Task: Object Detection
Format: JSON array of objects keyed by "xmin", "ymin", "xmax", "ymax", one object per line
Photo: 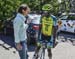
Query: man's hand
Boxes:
[{"xmin": 16, "ymin": 43, "xmax": 22, "ymax": 50}]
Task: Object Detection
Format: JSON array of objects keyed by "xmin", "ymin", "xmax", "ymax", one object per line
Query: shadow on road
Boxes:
[
  {"xmin": 0, "ymin": 34, "xmax": 35, "ymax": 52},
  {"xmin": 0, "ymin": 34, "xmax": 15, "ymax": 50}
]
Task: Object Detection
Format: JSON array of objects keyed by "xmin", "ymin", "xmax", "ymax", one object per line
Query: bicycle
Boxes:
[{"xmin": 32, "ymin": 40, "xmax": 50, "ymax": 59}]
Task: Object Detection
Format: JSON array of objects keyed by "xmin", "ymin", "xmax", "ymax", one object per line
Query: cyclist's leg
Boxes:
[
  {"xmin": 47, "ymin": 36, "xmax": 52, "ymax": 59},
  {"xmin": 47, "ymin": 48, "xmax": 52, "ymax": 59}
]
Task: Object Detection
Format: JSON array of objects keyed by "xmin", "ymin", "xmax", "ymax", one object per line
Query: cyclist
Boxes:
[
  {"xmin": 33, "ymin": 4, "xmax": 58, "ymax": 59},
  {"xmin": 27, "ymin": 11, "xmax": 41, "ymax": 45}
]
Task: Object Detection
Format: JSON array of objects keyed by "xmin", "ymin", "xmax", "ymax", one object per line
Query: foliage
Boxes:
[
  {"xmin": 0, "ymin": 0, "xmax": 71, "ymax": 20},
  {"xmin": 0, "ymin": 0, "xmax": 21, "ymax": 20}
]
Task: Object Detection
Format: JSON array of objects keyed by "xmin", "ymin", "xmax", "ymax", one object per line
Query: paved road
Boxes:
[
  {"xmin": 0, "ymin": 34, "xmax": 75, "ymax": 59},
  {"xmin": 0, "ymin": 40, "xmax": 75, "ymax": 59}
]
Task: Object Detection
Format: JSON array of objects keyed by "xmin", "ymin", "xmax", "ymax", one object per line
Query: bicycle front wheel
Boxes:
[{"xmin": 40, "ymin": 48, "xmax": 45, "ymax": 59}]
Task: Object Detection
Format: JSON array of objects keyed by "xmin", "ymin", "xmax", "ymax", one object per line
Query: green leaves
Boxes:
[
  {"xmin": 0, "ymin": 0, "xmax": 71, "ymax": 20},
  {"xmin": 0, "ymin": 0, "xmax": 21, "ymax": 20}
]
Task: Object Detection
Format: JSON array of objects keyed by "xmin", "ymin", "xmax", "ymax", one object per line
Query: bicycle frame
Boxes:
[
  {"xmin": 39, "ymin": 43, "xmax": 45, "ymax": 59},
  {"xmin": 35, "ymin": 42, "xmax": 46, "ymax": 59}
]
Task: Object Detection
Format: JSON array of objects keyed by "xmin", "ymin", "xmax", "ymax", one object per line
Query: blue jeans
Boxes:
[{"xmin": 17, "ymin": 41, "xmax": 28, "ymax": 59}]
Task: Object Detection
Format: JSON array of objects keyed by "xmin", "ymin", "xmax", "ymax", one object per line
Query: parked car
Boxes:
[{"xmin": 57, "ymin": 13, "xmax": 75, "ymax": 34}]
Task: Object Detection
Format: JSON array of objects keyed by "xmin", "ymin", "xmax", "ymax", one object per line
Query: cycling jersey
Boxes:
[
  {"xmin": 41, "ymin": 16, "xmax": 54, "ymax": 36},
  {"xmin": 38, "ymin": 15, "xmax": 57, "ymax": 48}
]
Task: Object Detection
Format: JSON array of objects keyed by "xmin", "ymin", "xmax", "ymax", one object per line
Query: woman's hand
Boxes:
[{"xmin": 16, "ymin": 43, "xmax": 22, "ymax": 50}]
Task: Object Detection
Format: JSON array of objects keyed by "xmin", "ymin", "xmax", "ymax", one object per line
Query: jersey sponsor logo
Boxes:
[{"xmin": 41, "ymin": 16, "xmax": 53, "ymax": 36}]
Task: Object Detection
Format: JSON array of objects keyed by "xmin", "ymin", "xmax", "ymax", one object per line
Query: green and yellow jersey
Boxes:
[{"xmin": 40, "ymin": 15, "xmax": 57, "ymax": 36}]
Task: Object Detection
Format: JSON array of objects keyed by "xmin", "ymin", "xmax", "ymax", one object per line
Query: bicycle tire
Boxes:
[
  {"xmin": 40, "ymin": 47, "xmax": 45, "ymax": 59},
  {"xmin": 42, "ymin": 48, "xmax": 45, "ymax": 59}
]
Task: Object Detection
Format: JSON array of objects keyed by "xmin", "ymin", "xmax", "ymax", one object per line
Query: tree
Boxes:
[
  {"xmin": 28, "ymin": 0, "xmax": 60, "ymax": 15},
  {"xmin": 0, "ymin": 0, "xmax": 22, "ymax": 20},
  {"xmin": 59, "ymin": 0, "xmax": 70, "ymax": 13},
  {"xmin": 0, "ymin": 0, "xmax": 61, "ymax": 20}
]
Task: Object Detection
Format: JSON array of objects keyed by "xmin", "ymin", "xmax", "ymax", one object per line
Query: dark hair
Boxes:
[{"xmin": 18, "ymin": 5, "xmax": 28, "ymax": 14}]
